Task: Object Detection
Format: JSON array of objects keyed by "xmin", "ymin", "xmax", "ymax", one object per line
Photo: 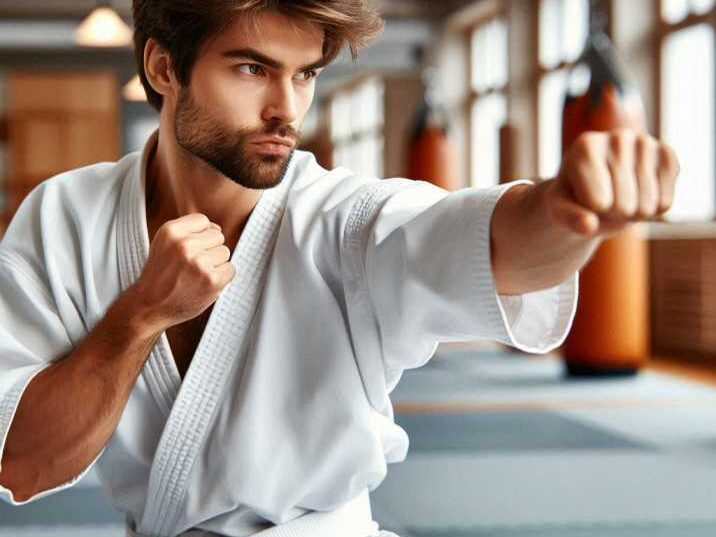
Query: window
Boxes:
[
  {"xmin": 659, "ymin": 1, "xmax": 716, "ymax": 221},
  {"xmin": 469, "ymin": 16, "xmax": 509, "ymax": 189},
  {"xmin": 330, "ymin": 77, "xmax": 384, "ymax": 178},
  {"xmin": 662, "ymin": 0, "xmax": 715, "ymax": 23},
  {"xmin": 537, "ymin": 0, "xmax": 590, "ymax": 179}
]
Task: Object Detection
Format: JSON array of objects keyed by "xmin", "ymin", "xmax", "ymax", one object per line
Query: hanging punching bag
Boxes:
[
  {"xmin": 406, "ymin": 47, "xmax": 459, "ymax": 191},
  {"xmin": 561, "ymin": 6, "xmax": 650, "ymax": 377}
]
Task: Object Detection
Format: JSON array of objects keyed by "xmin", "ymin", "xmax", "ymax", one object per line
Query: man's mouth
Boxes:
[{"xmin": 251, "ymin": 136, "xmax": 294, "ymax": 157}]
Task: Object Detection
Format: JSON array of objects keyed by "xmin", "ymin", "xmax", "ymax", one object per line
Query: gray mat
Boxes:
[
  {"xmin": 0, "ymin": 487, "xmax": 123, "ymax": 525},
  {"xmin": 404, "ymin": 521, "xmax": 716, "ymax": 537},
  {"xmin": 395, "ymin": 411, "xmax": 649, "ymax": 452}
]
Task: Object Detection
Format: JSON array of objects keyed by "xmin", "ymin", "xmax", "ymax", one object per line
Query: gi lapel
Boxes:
[
  {"xmin": 117, "ymin": 132, "xmax": 181, "ymax": 418},
  {"xmin": 136, "ymin": 153, "xmax": 295, "ymax": 537}
]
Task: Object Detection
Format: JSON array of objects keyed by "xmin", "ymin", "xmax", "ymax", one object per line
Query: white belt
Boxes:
[{"xmin": 126, "ymin": 490, "xmax": 387, "ymax": 537}]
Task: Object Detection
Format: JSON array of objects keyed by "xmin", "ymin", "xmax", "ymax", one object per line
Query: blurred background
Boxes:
[{"xmin": 1, "ymin": 0, "xmax": 716, "ymax": 536}]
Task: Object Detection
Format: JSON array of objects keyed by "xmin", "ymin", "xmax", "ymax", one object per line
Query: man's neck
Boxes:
[{"xmin": 145, "ymin": 126, "xmax": 261, "ymax": 251}]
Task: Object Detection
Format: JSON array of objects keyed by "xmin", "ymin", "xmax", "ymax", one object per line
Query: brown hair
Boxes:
[{"xmin": 132, "ymin": 0, "xmax": 384, "ymax": 111}]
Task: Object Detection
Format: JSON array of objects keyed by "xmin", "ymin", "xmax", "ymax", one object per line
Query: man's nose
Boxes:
[{"xmin": 262, "ymin": 78, "xmax": 298, "ymax": 126}]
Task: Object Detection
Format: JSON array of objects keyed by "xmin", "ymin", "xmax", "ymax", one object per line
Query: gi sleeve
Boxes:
[
  {"xmin": 341, "ymin": 178, "xmax": 578, "ymax": 396},
  {"xmin": 0, "ymin": 248, "xmax": 99, "ymax": 505}
]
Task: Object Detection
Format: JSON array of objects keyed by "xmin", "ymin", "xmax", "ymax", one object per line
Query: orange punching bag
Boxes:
[
  {"xmin": 406, "ymin": 48, "xmax": 459, "ymax": 191},
  {"xmin": 562, "ymin": 6, "xmax": 650, "ymax": 377}
]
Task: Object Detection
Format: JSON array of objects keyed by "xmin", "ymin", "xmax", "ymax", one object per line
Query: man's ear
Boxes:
[{"xmin": 144, "ymin": 37, "xmax": 179, "ymax": 102}]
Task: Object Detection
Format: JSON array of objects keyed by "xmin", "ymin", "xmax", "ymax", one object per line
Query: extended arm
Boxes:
[{"xmin": 490, "ymin": 129, "xmax": 680, "ymax": 295}]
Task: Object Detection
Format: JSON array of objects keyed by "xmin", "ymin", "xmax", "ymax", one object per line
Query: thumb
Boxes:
[{"xmin": 548, "ymin": 187, "xmax": 601, "ymax": 237}]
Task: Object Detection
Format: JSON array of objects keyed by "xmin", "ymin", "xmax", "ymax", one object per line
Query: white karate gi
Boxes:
[{"xmin": 0, "ymin": 131, "xmax": 578, "ymax": 536}]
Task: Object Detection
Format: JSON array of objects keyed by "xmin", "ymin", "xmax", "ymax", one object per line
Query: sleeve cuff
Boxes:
[
  {"xmin": 472, "ymin": 179, "xmax": 579, "ymax": 354},
  {"xmin": 495, "ymin": 273, "xmax": 579, "ymax": 354},
  {"xmin": 0, "ymin": 451, "xmax": 103, "ymax": 506},
  {"xmin": 0, "ymin": 365, "xmax": 104, "ymax": 505}
]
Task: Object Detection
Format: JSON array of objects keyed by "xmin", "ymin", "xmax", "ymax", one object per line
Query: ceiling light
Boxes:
[
  {"xmin": 122, "ymin": 75, "xmax": 147, "ymax": 102},
  {"xmin": 75, "ymin": 3, "xmax": 133, "ymax": 47}
]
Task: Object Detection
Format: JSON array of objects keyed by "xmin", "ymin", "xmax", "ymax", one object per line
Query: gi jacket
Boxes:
[{"xmin": 0, "ymin": 131, "xmax": 577, "ymax": 536}]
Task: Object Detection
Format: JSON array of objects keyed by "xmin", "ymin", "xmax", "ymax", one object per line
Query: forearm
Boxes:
[
  {"xmin": 0, "ymin": 285, "xmax": 162, "ymax": 502},
  {"xmin": 490, "ymin": 180, "xmax": 600, "ymax": 295}
]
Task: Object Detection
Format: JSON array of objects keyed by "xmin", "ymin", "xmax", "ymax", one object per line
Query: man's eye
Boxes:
[
  {"xmin": 298, "ymin": 69, "xmax": 318, "ymax": 82},
  {"xmin": 237, "ymin": 64, "xmax": 263, "ymax": 76}
]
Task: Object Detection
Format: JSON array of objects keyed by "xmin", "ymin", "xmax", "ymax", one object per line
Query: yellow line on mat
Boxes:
[
  {"xmin": 394, "ymin": 397, "xmax": 716, "ymax": 414},
  {"xmin": 391, "ymin": 352, "xmax": 716, "ymax": 414}
]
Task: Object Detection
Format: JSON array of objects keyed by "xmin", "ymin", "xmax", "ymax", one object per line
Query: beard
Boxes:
[{"xmin": 174, "ymin": 87, "xmax": 300, "ymax": 190}]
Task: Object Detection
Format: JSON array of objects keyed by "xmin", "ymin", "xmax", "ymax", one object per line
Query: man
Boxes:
[{"xmin": 0, "ymin": 1, "xmax": 679, "ymax": 536}]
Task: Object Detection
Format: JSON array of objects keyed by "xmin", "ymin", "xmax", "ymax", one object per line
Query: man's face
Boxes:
[{"xmin": 174, "ymin": 11, "xmax": 326, "ymax": 190}]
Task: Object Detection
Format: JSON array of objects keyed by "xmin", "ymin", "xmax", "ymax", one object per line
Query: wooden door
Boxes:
[{"xmin": 2, "ymin": 71, "xmax": 120, "ymax": 228}]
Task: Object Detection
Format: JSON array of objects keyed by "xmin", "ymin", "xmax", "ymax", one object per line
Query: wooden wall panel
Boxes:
[
  {"xmin": 14, "ymin": 117, "xmax": 65, "ymax": 178},
  {"xmin": 650, "ymin": 239, "xmax": 716, "ymax": 360},
  {"xmin": 2, "ymin": 71, "xmax": 120, "ymax": 228},
  {"xmin": 65, "ymin": 117, "xmax": 117, "ymax": 168},
  {"xmin": 10, "ymin": 72, "xmax": 117, "ymax": 113}
]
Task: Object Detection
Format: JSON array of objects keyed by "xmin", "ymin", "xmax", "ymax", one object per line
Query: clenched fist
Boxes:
[
  {"xmin": 130, "ymin": 213, "xmax": 236, "ymax": 332},
  {"xmin": 544, "ymin": 129, "xmax": 681, "ymax": 237}
]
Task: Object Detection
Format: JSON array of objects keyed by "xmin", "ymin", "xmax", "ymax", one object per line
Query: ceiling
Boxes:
[
  {"xmin": 0, "ymin": 0, "xmax": 477, "ymax": 21},
  {"xmin": 0, "ymin": 0, "xmax": 480, "ymax": 97}
]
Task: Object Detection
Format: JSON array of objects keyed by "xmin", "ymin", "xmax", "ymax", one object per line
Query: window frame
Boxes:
[
  {"xmin": 655, "ymin": 0, "xmax": 716, "ymax": 220},
  {"xmin": 466, "ymin": 7, "xmax": 510, "ymax": 188},
  {"xmin": 534, "ymin": 0, "xmax": 607, "ymax": 179},
  {"xmin": 327, "ymin": 73, "xmax": 386, "ymax": 178}
]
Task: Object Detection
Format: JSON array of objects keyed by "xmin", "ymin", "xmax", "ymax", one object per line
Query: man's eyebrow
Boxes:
[{"xmin": 221, "ymin": 47, "xmax": 329, "ymax": 71}]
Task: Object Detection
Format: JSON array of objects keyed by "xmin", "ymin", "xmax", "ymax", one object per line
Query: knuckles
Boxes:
[
  {"xmin": 160, "ymin": 224, "xmax": 179, "ymax": 241},
  {"xmin": 636, "ymin": 134, "xmax": 659, "ymax": 154},
  {"xmin": 609, "ymin": 129, "xmax": 637, "ymax": 153},
  {"xmin": 195, "ymin": 214, "xmax": 211, "ymax": 227},
  {"xmin": 175, "ymin": 240, "xmax": 192, "ymax": 260},
  {"xmin": 199, "ymin": 270, "xmax": 218, "ymax": 289},
  {"xmin": 566, "ymin": 129, "xmax": 680, "ymax": 219},
  {"xmin": 572, "ymin": 132, "xmax": 602, "ymax": 160},
  {"xmin": 661, "ymin": 143, "xmax": 681, "ymax": 177},
  {"xmin": 572, "ymin": 129, "xmax": 659, "ymax": 160}
]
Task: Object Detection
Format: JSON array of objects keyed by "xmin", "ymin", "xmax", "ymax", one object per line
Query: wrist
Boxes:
[
  {"xmin": 490, "ymin": 182, "xmax": 541, "ymax": 248},
  {"xmin": 111, "ymin": 284, "xmax": 168, "ymax": 340}
]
